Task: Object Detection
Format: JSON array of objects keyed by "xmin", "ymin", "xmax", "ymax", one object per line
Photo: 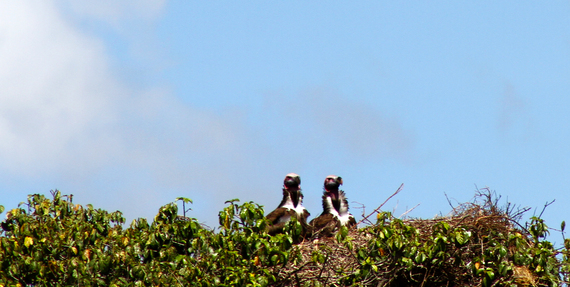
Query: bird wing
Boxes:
[
  {"xmin": 266, "ymin": 207, "xmax": 296, "ymax": 224},
  {"xmin": 310, "ymin": 213, "xmax": 339, "ymax": 238}
]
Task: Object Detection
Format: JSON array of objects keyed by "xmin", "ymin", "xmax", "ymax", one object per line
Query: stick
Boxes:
[
  {"xmin": 351, "ymin": 201, "xmax": 367, "ymax": 218},
  {"xmin": 538, "ymin": 199, "xmax": 555, "ymax": 219},
  {"xmin": 399, "ymin": 203, "xmax": 420, "ymax": 219},
  {"xmin": 444, "ymin": 192, "xmax": 454, "ymax": 210},
  {"xmin": 357, "ymin": 183, "xmax": 404, "ymax": 225}
]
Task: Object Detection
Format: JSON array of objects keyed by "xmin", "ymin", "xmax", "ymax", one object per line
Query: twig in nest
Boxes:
[
  {"xmin": 359, "ymin": 217, "xmax": 374, "ymax": 225},
  {"xmin": 505, "ymin": 201, "xmax": 530, "ymax": 222},
  {"xmin": 399, "ymin": 204, "xmax": 420, "ymax": 219},
  {"xmin": 445, "ymin": 192, "xmax": 455, "ymax": 210},
  {"xmin": 282, "ymin": 260, "xmax": 313, "ymax": 283},
  {"xmin": 351, "ymin": 201, "xmax": 366, "ymax": 219},
  {"xmin": 318, "ymin": 253, "xmax": 330, "ymax": 282},
  {"xmin": 358, "ymin": 183, "xmax": 404, "ymax": 225},
  {"xmin": 392, "ymin": 200, "xmax": 399, "ymax": 214},
  {"xmin": 508, "ymin": 217, "xmax": 531, "ymax": 235}
]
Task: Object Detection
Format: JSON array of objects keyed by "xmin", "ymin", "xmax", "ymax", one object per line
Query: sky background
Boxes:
[{"xmin": 1, "ymin": 1, "xmax": 569, "ymax": 243}]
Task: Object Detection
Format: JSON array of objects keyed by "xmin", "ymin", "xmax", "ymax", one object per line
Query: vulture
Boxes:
[
  {"xmin": 265, "ymin": 173, "xmax": 311, "ymax": 236},
  {"xmin": 310, "ymin": 175, "xmax": 356, "ymax": 237}
]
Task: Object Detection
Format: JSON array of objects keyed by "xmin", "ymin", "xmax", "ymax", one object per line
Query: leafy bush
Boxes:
[{"xmin": 1, "ymin": 190, "xmax": 569, "ymax": 286}]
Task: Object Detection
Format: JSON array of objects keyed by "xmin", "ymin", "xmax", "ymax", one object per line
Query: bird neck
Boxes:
[
  {"xmin": 323, "ymin": 188, "xmax": 344, "ymax": 214},
  {"xmin": 325, "ymin": 188, "xmax": 339, "ymax": 201},
  {"xmin": 280, "ymin": 188, "xmax": 302, "ymax": 208}
]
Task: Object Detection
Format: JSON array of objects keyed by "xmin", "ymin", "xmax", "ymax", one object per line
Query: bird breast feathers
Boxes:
[
  {"xmin": 281, "ymin": 196, "xmax": 307, "ymax": 217},
  {"xmin": 337, "ymin": 213, "xmax": 353, "ymax": 226},
  {"xmin": 325, "ymin": 193, "xmax": 353, "ymax": 225}
]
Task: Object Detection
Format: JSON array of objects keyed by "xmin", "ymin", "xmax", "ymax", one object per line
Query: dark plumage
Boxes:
[
  {"xmin": 310, "ymin": 175, "xmax": 356, "ymax": 237},
  {"xmin": 265, "ymin": 173, "xmax": 311, "ymax": 236}
]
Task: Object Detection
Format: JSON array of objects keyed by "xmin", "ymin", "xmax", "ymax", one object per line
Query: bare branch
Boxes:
[
  {"xmin": 538, "ymin": 199, "xmax": 555, "ymax": 219},
  {"xmin": 351, "ymin": 201, "xmax": 366, "ymax": 219},
  {"xmin": 399, "ymin": 204, "xmax": 420, "ymax": 219},
  {"xmin": 358, "ymin": 183, "xmax": 404, "ymax": 225},
  {"xmin": 444, "ymin": 192, "xmax": 454, "ymax": 210}
]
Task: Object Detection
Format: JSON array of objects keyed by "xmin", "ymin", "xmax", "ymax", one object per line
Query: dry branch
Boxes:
[{"xmin": 358, "ymin": 183, "xmax": 404, "ymax": 225}]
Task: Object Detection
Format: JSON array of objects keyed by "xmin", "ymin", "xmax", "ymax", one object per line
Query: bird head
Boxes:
[
  {"xmin": 324, "ymin": 175, "xmax": 342, "ymax": 191},
  {"xmin": 284, "ymin": 173, "xmax": 301, "ymax": 189}
]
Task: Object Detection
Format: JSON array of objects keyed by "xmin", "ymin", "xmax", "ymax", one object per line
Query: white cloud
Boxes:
[
  {"xmin": 0, "ymin": 1, "xmax": 120, "ymax": 175},
  {"xmin": 0, "ymin": 1, "xmax": 252, "ymax": 225}
]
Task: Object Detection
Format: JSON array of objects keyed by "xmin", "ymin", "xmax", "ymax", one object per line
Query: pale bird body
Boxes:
[
  {"xmin": 310, "ymin": 175, "xmax": 356, "ymax": 237},
  {"xmin": 265, "ymin": 173, "xmax": 311, "ymax": 237}
]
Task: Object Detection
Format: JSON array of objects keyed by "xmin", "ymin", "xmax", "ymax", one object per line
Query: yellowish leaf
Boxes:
[
  {"xmin": 254, "ymin": 256, "xmax": 260, "ymax": 266},
  {"xmin": 24, "ymin": 236, "xmax": 33, "ymax": 248},
  {"xmin": 83, "ymin": 249, "xmax": 92, "ymax": 261}
]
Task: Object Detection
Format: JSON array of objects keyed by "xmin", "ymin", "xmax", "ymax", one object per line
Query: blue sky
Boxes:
[{"xmin": 1, "ymin": 1, "xmax": 569, "ymax": 241}]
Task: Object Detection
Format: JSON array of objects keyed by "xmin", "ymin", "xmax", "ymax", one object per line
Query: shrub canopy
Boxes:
[{"xmin": 1, "ymin": 190, "xmax": 569, "ymax": 286}]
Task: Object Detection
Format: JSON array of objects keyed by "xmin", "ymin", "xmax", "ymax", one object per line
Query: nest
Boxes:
[
  {"xmin": 265, "ymin": 191, "xmax": 536, "ymax": 286},
  {"xmin": 270, "ymin": 231, "xmax": 371, "ymax": 286}
]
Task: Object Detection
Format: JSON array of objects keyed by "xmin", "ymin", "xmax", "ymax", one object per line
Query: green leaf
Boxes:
[
  {"xmin": 225, "ymin": 198, "xmax": 240, "ymax": 204},
  {"xmin": 498, "ymin": 246, "xmax": 507, "ymax": 258},
  {"xmin": 415, "ymin": 252, "xmax": 427, "ymax": 264},
  {"xmin": 482, "ymin": 276, "xmax": 490, "ymax": 287},
  {"xmin": 176, "ymin": 197, "xmax": 193, "ymax": 204},
  {"xmin": 485, "ymin": 269, "xmax": 495, "ymax": 280},
  {"xmin": 455, "ymin": 230, "xmax": 471, "ymax": 245}
]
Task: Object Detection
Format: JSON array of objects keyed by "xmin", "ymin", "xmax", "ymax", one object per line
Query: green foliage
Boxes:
[
  {"xmin": 1, "ymin": 191, "xmax": 569, "ymax": 286},
  {"xmin": 340, "ymin": 210, "xmax": 569, "ymax": 287},
  {"xmin": 0, "ymin": 192, "xmax": 306, "ymax": 286},
  {"xmin": 0, "ymin": 191, "xmax": 125, "ymax": 286}
]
